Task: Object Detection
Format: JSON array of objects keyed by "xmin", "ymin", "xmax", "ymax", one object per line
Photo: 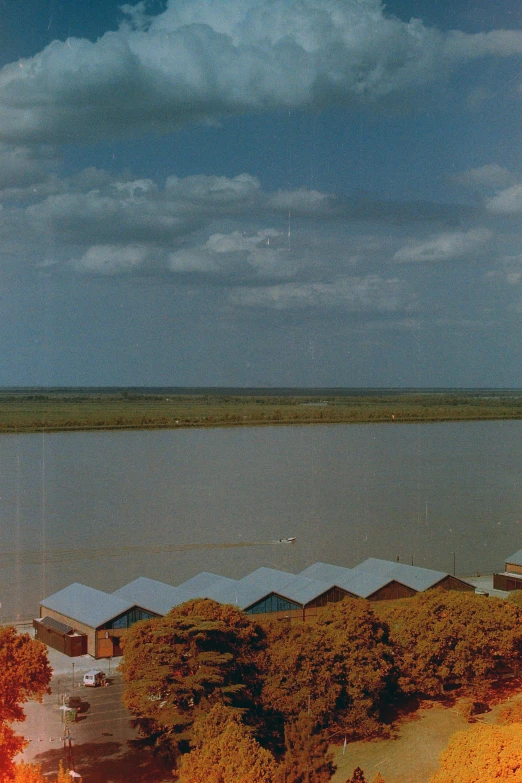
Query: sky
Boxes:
[{"xmin": 1, "ymin": 0, "xmax": 522, "ymax": 387}]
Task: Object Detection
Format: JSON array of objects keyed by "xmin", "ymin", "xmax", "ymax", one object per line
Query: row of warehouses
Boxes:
[{"xmin": 34, "ymin": 557, "xmax": 475, "ymax": 659}]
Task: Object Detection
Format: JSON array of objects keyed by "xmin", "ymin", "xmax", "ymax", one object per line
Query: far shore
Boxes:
[{"xmin": 1, "ymin": 388, "xmax": 522, "ymax": 434}]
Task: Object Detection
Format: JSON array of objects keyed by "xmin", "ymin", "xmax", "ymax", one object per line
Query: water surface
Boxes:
[{"xmin": 1, "ymin": 421, "xmax": 521, "ymax": 620}]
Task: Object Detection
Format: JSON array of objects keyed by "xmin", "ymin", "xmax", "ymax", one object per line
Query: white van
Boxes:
[{"xmin": 83, "ymin": 670, "xmax": 106, "ymax": 687}]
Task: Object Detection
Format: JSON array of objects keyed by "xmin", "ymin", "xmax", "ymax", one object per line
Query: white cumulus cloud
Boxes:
[
  {"xmin": 27, "ymin": 186, "xmax": 192, "ymax": 242},
  {"xmin": 72, "ymin": 244, "xmax": 152, "ymax": 274},
  {"xmin": 393, "ymin": 228, "xmax": 492, "ymax": 263},
  {"xmin": 453, "ymin": 164, "xmax": 516, "ymax": 191},
  {"xmin": 1, "ymin": 0, "xmax": 522, "ymax": 144},
  {"xmin": 486, "ymin": 184, "xmax": 522, "ymax": 213},
  {"xmin": 169, "ymin": 228, "xmax": 294, "ymax": 278},
  {"xmin": 268, "ymin": 188, "xmax": 332, "ymax": 213},
  {"xmin": 0, "ymin": 143, "xmax": 58, "ymax": 190},
  {"xmin": 165, "ymin": 174, "xmax": 261, "ymax": 212}
]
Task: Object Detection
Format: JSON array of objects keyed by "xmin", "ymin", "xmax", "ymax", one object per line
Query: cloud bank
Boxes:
[
  {"xmin": 1, "ymin": 0, "xmax": 522, "ymax": 144},
  {"xmin": 1, "ymin": 159, "xmax": 512, "ymax": 322}
]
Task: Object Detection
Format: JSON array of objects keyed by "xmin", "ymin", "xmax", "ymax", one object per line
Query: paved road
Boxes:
[{"xmin": 22, "ymin": 673, "xmax": 172, "ymax": 783}]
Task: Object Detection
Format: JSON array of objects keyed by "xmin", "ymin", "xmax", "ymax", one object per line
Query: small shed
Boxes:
[
  {"xmin": 493, "ymin": 550, "xmax": 522, "ymax": 591},
  {"xmin": 505, "ymin": 549, "xmax": 522, "ymax": 575},
  {"xmin": 33, "ymin": 616, "xmax": 87, "ymax": 657}
]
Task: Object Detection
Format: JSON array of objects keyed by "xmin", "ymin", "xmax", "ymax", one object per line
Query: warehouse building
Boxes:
[
  {"xmin": 35, "ymin": 582, "xmax": 161, "ymax": 658},
  {"xmin": 36, "ymin": 559, "xmax": 475, "ymax": 657},
  {"xmin": 299, "ymin": 562, "xmax": 416, "ymax": 601},
  {"xmin": 112, "ymin": 577, "xmax": 193, "ymax": 616},
  {"xmin": 349, "ymin": 558, "xmax": 474, "ymax": 594},
  {"xmin": 493, "ymin": 548, "xmax": 522, "ymax": 591}
]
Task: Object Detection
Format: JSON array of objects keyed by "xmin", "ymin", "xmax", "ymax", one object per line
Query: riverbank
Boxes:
[{"xmin": 1, "ymin": 389, "xmax": 522, "ymax": 433}]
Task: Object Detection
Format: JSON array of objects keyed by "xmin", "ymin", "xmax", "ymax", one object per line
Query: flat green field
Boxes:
[{"xmin": 0, "ymin": 389, "xmax": 521, "ymax": 433}]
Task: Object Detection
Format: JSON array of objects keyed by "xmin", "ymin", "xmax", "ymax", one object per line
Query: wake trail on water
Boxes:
[{"xmin": 0, "ymin": 539, "xmax": 285, "ymax": 566}]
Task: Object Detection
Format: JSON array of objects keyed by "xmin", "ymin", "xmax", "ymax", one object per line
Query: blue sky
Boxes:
[{"xmin": 1, "ymin": 0, "xmax": 522, "ymax": 387}]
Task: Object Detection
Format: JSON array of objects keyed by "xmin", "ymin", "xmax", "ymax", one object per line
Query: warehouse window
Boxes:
[{"xmin": 246, "ymin": 594, "xmax": 301, "ymax": 614}]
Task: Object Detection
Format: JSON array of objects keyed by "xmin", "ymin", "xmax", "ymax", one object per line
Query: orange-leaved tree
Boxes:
[
  {"xmin": 0, "ymin": 627, "xmax": 52, "ymax": 781},
  {"xmin": 429, "ymin": 723, "xmax": 522, "ymax": 782},
  {"xmin": 345, "ymin": 770, "xmax": 385, "ymax": 783},
  {"xmin": 120, "ymin": 599, "xmax": 265, "ymax": 763},
  {"xmin": 261, "ymin": 597, "xmax": 395, "ymax": 739},
  {"xmin": 280, "ymin": 711, "xmax": 336, "ymax": 783},
  {"xmin": 346, "ymin": 767, "xmax": 385, "ymax": 783},
  {"xmin": 10, "ymin": 762, "xmax": 69, "ymax": 783},
  {"xmin": 382, "ymin": 590, "xmax": 522, "ymax": 698},
  {"xmin": 177, "ymin": 704, "xmax": 278, "ymax": 783}
]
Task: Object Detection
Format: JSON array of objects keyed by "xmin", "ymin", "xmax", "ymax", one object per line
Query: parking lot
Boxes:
[{"xmin": 21, "ymin": 656, "xmax": 173, "ymax": 783}]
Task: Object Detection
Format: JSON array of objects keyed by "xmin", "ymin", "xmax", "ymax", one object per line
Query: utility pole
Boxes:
[{"xmin": 62, "ymin": 728, "xmax": 74, "ymax": 772}]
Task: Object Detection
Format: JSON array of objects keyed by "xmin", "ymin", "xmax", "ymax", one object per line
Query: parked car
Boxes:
[{"xmin": 65, "ymin": 695, "xmax": 83, "ymax": 710}]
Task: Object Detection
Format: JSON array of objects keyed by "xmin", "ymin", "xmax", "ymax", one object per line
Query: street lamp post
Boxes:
[{"xmin": 72, "ymin": 662, "xmax": 75, "ymax": 689}]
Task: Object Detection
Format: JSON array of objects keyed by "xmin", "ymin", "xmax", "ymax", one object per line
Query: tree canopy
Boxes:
[
  {"xmin": 10, "ymin": 762, "xmax": 69, "ymax": 783},
  {"xmin": 0, "ymin": 627, "xmax": 52, "ymax": 780},
  {"xmin": 381, "ymin": 590, "xmax": 522, "ymax": 698},
  {"xmin": 120, "ymin": 599, "xmax": 265, "ymax": 761},
  {"xmin": 429, "ymin": 723, "xmax": 522, "ymax": 783},
  {"xmin": 177, "ymin": 705, "xmax": 278, "ymax": 783},
  {"xmin": 261, "ymin": 597, "xmax": 395, "ymax": 738},
  {"xmin": 280, "ymin": 712, "xmax": 335, "ymax": 783}
]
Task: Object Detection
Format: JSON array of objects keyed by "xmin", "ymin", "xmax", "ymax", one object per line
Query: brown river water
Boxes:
[{"xmin": 1, "ymin": 420, "xmax": 521, "ymax": 620}]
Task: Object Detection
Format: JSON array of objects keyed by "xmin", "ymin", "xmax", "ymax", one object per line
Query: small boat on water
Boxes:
[{"xmin": 278, "ymin": 537, "xmax": 296, "ymax": 544}]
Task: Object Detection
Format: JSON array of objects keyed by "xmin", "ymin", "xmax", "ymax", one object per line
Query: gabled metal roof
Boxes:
[
  {"xmin": 351, "ymin": 558, "xmax": 466, "ymax": 591},
  {"xmin": 299, "ymin": 562, "xmax": 407, "ymax": 598},
  {"xmin": 205, "ymin": 580, "xmax": 265, "ymax": 610},
  {"xmin": 40, "ymin": 583, "xmax": 135, "ymax": 629},
  {"xmin": 388, "ymin": 563, "xmax": 448, "ymax": 591},
  {"xmin": 506, "ymin": 549, "xmax": 522, "ymax": 566},
  {"xmin": 277, "ymin": 575, "xmax": 340, "ymax": 605},
  {"xmin": 238, "ymin": 569, "xmax": 344, "ymax": 608},
  {"xmin": 352, "ymin": 558, "xmax": 400, "ymax": 575},
  {"xmin": 177, "ymin": 571, "xmax": 239, "ymax": 597},
  {"xmin": 340, "ymin": 571, "xmax": 404, "ymax": 599},
  {"xmin": 240, "ymin": 567, "xmax": 296, "ymax": 591},
  {"xmin": 299, "ymin": 562, "xmax": 356, "ymax": 584},
  {"xmin": 113, "ymin": 578, "xmax": 194, "ymax": 616}
]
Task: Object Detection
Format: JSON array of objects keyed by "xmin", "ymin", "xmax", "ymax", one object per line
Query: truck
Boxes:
[{"xmin": 83, "ymin": 670, "xmax": 106, "ymax": 687}]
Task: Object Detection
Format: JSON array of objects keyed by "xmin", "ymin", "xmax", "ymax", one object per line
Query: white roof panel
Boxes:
[
  {"xmin": 506, "ymin": 549, "xmax": 522, "ymax": 566},
  {"xmin": 177, "ymin": 572, "xmax": 238, "ymax": 596},
  {"xmin": 113, "ymin": 578, "xmax": 194, "ymax": 615},
  {"xmin": 41, "ymin": 583, "xmax": 135, "ymax": 628}
]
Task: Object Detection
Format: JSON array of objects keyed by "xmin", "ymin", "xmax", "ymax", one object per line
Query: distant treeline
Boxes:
[{"xmin": 0, "ymin": 389, "xmax": 521, "ymax": 433}]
